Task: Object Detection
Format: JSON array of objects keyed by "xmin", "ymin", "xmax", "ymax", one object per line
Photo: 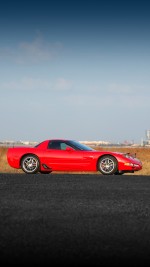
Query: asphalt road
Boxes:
[{"xmin": 0, "ymin": 173, "xmax": 150, "ymax": 266}]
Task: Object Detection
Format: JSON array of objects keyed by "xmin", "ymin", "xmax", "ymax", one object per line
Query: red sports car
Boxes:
[{"xmin": 7, "ymin": 139, "xmax": 142, "ymax": 175}]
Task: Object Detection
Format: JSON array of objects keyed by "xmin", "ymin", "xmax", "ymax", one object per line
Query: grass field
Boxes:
[{"xmin": 0, "ymin": 146, "xmax": 150, "ymax": 175}]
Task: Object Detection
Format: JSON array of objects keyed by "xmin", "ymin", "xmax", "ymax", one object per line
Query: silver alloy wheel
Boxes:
[
  {"xmin": 21, "ymin": 155, "xmax": 39, "ymax": 174},
  {"xmin": 98, "ymin": 156, "xmax": 117, "ymax": 175}
]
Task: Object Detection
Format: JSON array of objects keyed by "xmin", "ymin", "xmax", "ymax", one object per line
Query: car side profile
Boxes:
[{"xmin": 7, "ymin": 139, "xmax": 142, "ymax": 175}]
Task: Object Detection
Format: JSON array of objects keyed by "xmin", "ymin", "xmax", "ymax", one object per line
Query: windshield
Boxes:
[{"xmin": 67, "ymin": 140, "xmax": 94, "ymax": 151}]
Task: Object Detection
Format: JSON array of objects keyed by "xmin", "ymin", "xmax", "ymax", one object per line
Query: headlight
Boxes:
[
  {"xmin": 124, "ymin": 162, "xmax": 134, "ymax": 166},
  {"xmin": 124, "ymin": 153, "xmax": 136, "ymax": 159},
  {"xmin": 124, "ymin": 163, "xmax": 140, "ymax": 167}
]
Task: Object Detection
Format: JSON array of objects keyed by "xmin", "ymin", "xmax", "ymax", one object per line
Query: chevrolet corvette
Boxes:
[{"xmin": 7, "ymin": 139, "xmax": 142, "ymax": 175}]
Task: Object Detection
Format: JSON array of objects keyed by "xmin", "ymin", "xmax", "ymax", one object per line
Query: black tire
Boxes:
[
  {"xmin": 39, "ymin": 171, "xmax": 51, "ymax": 174},
  {"xmin": 21, "ymin": 154, "xmax": 40, "ymax": 174},
  {"xmin": 98, "ymin": 155, "xmax": 118, "ymax": 175},
  {"xmin": 114, "ymin": 171, "xmax": 124, "ymax": 175}
]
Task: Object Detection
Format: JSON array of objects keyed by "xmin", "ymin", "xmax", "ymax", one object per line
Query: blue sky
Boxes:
[{"xmin": 0, "ymin": 0, "xmax": 150, "ymax": 143}]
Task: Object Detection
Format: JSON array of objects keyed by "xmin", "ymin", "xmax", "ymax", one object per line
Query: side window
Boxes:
[
  {"xmin": 48, "ymin": 141, "xmax": 75, "ymax": 150},
  {"xmin": 48, "ymin": 141, "xmax": 61, "ymax": 150},
  {"xmin": 60, "ymin": 142, "xmax": 75, "ymax": 150},
  {"xmin": 60, "ymin": 143, "xmax": 67, "ymax": 150}
]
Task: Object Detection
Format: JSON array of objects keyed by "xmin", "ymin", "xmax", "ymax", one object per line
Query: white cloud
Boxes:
[
  {"xmin": 108, "ymin": 83, "xmax": 132, "ymax": 94},
  {"xmin": 107, "ymin": 82, "xmax": 150, "ymax": 96},
  {"xmin": 1, "ymin": 78, "xmax": 51, "ymax": 91},
  {"xmin": 0, "ymin": 35, "xmax": 63, "ymax": 64},
  {"xmin": 0, "ymin": 77, "xmax": 72, "ymax": 91},
  {"xmin": 18, "ymin": 37, "xmax": 62, "ymax": 64},
  {"xmin": 54, "ymin": 78, "xmax": 72, "ymax": 90},
  {"xmin": 61, "ymin": 90, "xmax": 150, "ymax": 110}
]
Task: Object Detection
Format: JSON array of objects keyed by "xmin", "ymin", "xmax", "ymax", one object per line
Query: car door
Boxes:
[{"xmin": 43, "ymin": 141, "xmax": 94, "ymax": 171}]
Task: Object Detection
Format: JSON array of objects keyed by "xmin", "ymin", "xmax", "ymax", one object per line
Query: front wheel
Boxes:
[
  {"xmin": 98, "ymin": 155, "xmax": 118, "ymax": 175},
  {"xmin": 39, "ymin": 171, "xmax": 51, "ymax": 174},
  {"xmin": 114, "ymin": 171, "xmax": 124, "ymax": 175},
  {"xmin": 21, "ymin": 154, "xmax": 40, "ymax": 174}
]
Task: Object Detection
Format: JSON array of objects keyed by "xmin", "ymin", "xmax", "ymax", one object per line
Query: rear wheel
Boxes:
[
  {"xmin": 98, "ymin": 155, "xmax": 118, "ymax": 175},
  {"xmin": 21, "ymin": 154, "xmax": 40, "ymax": 174}
]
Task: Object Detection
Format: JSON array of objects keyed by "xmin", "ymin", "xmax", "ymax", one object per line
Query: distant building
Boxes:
[
  {"xmin": 142, "ymin": 130, "xmax": 150, "ymax": 146},
  {"xmin": 80, "ymin": 140, "xmax": 111, "ymax": 146}
]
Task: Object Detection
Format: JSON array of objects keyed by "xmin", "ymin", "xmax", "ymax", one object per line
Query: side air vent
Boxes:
[{"xmin": 42, "ymin": 164, "xmax": 50, "ymax": 169}]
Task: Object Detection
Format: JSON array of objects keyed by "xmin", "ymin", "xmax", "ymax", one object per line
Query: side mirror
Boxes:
[{"xmin": 66, "ymin": 147, "xmax": 74, "ymax": 151}]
